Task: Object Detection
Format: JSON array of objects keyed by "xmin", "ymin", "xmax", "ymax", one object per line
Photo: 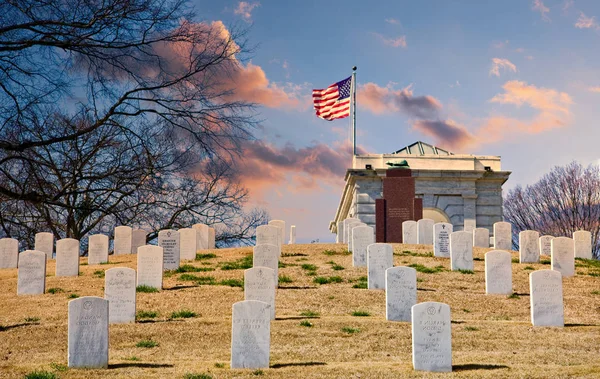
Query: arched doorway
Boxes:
[{"xmin": 423, "ymin": 207, "xmax": 450, "ymax": 223}]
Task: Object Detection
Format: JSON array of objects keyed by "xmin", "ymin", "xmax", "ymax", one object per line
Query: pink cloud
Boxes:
[
  {"xmin": 234, "ymin": 2, "xmax": 260, "ymax": 21},
  {"xmin": 489, "ymin": 58, "xmax": 517, "ymax": 77},
  {"xmin": 412, "ymin": 119, "xmax": 476, "ymax": 151},
  {"xmin": 575, "ymin": 12, "xmax": 599, "ymax": 29},
  {"xmin": 532, "ymin": 0, "xmax": 551, "ymax": 22},
  {"xmin": 372, "ymin": 33, "xmax": 407, "ymax": 48},
  {"xmin": 489, "ymin": 80, "xmax": 572, "ymax": 114},
  {"xmin": 358, "ymin": 83, "xmax": 442, "ymax": 117}
]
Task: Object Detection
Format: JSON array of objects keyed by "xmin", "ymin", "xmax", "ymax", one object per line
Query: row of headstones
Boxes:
[{"xmin": 0, "ymin": 223, "xmax": 217, "ymax": 270}]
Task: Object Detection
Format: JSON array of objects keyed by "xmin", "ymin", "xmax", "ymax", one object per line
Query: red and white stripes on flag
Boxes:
[{"xmin": 312, "ymin": 76, "xmax": 352, "ymax": 121}]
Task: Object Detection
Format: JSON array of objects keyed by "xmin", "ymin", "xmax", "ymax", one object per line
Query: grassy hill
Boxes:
[{"xmin": 1, "ymin": 243, "xmax": 599, "ymax": 378}]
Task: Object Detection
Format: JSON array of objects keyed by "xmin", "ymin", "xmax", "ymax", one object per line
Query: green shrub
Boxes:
[
  {"xmin": 341, "ymin": 326, "xmax": 360, "ymax": 334},
  {"xmin": 409, "ymin": 263, "xmax": 445, "ymax": 274},
  {"xmin": 523, "ymin": 266, "xmax": 535, "ymax": 271},
  {"xmin": 24, "ymin": 317, "xmax": 40, "ymax": 323},
  {"xmin": 67, "ymin": 293, "xmax": 79, "ymax": 299},
  {"xmin": 301, "ymin": 263, "xmax": 317, "ymax": 271},
  {"xmin": 136, "ymin": 310, "xmax": 159, "ymax": 319},
  {"xmin": 464, "ymin": 326, "xmax": 479, "ymax": 331},
  {"xmin": 313, "ymin": 276, "xmax": 329, "ymax": 285},
  {"xmin": 457, "ymin": 269, "xmax": 474, "ymax": 275},
  {"xmin": 331, "ymin": 264, "xmax": 345, "ymax": 271},
  {"xmin": 136, "ymin": 285, "xmax": 159, "ymax": 293},
  {"xmin": 220, "ymin": 278, "xmax": 243, "ymax": 287},
  {"xmin": 183, "ymin": 374, "xmax": 213, "ymax": 379},
  {"xmin": 176, "ymin": 264, "xmax": 214, "ymax": 273},
  {"xmin": 24, "ymin": 371, "xmax": 57, "ymax": 379},
  {"xmin": 196, "ymin": 253, "xmax": 217, "ymax": 260},
  {"xmin": 136, "ymin": 339, "xmax": 159, "ymax": 348},
  {"xmin": 278, "ymin": 275, "xmax": 293, "ymax": 284},
  {"xmin": 299, "ymin": 310, "xmax": 320, "ymax": 318},
  {"xmin": 214, "ymin": 362, "xmax": 225, "ymax": 368},
  {"xmin": 124, "ymin": 356, "xmax": 140, "ymax": 361},
  {"xmin": 220, "ymin": 255, "xmax": 252, "ymax": 270},
  {"xmin": 299, "ymin": 320, "xmax": 313, "ymax": 327},
  {"xmin": 323, "ymin": 249, "xmax": 350, "ymax": 256},
  {"xmin": 49, "ymin": 362, "xmax": 68, "ymax": 372},
  {"xmin": 170, "ymin": 309, "xmax": 197, "ymax": 319},
  {"xmin": 507, "ymin": 293, "xmax": 519, "ymax": 299},
  {"xmin": 351, "ymin": 310, "xmax": 370, "ymax": 317},
  {"xmin": 47, "ymin": 288, "xmax": 64, "ymax": 294},
  {"xmin": 93, "ymin": 270, "xmax": 105, "ymax": 278}
]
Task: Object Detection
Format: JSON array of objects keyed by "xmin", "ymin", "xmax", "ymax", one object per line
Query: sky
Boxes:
[{"xmin": 192, "ymin": 0, "xmax": 600, "ymax": 243}]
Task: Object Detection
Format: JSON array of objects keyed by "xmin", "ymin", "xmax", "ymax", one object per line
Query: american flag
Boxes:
[{"xmin": 312, "ymin": 76, "xmax": 352, "ymax": 121}]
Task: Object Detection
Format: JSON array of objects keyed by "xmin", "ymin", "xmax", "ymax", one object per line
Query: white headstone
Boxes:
[
  {"xmin": 519, "ymin": 230, "xmax": 540, "ymax": 263},
  {"xmin": 88, "ymin": 234, "xmax": 108, "ymax": 265},
  {"xmin": 208, "ymin": 227, "xmax": 216, "ymax": 249},
  {"xmin": 244, "ymin": 267, "xmax": 276, "ymax": 320},
  {"xmin": 493, "ymin": 222, "xmax": 512, "ymax": 250},
  {"xmin": 289, "ymin": 225, "xmax": 296, "ymax": 244},
  {"xmin": 231, "ymin": 300, "xmax": 271, "ymax": 369},
  {"xmin": 417, "ymin": 219, "xmax": 434, "ymax": 245},
  {"xmin": 573, "ymin": 230, "xmax": 592, "ymax": 259},
  {"xmin": 158, "ymin": 229, "xmax": 180, "ymax": 270},
  {"xmin": 256, "ymin": 225, "xmax": 281, "ymax": 256},
  {"xmin": 268, "ymin": 220, "xmax": 285, "ymax": 248},
  {"xmin": 352, "ymin": 225, "xmax": 374, "ymax": 267},
  {"xmin": 450, "ymin": 231, "xmax": 473, "ymax": 271},
  {"xmin": 35, "ymin": 232, "xmax": 53, "ymax": 260},
  {"xmin": 56, "ymin": 238, "xmax": 80, "ymax": 277},
  {"xmin": 68, "ymin": 296, "xmax": 109, "ymax": 368},
  {"xmin": 104, "ymin": 267, "xmax": 136, "ymax": 324},
  {"xmin": 484, "ymin": 250, "xmax": 512, "ymax": 295},
  {"xmin": 411, "ymin": 302, "xmax": 452, "ymax": 372},
  {"xmin": 348, "ymin": 222, "xmax": 367, "ymax": 252},
  {"xmin": 433, "ymin": 223, "xmax": 452, "ymax": 257},
  {"xmin": 137, "ymin": 245, "xmax": 163, "ymax": 289},
  {"xmin": 336, "ymin": 221, "xmax": 343, "ymax": 243},
  {"xmin": 473, "ymin": 228, "xmax": 490, "ymax": 248},
  {"xmin": 17, "ymin": 250, "xmax": 46, "ymax": 295},
  {"xmin": 539, "ymin": 235, "xmax": 554, "ymax": 256},
  {"xmin": 551, "ymin": 237, "xmax": 574, "ymax": 277},
  {"xmin": 131, "ymin": 229, "xmax": 146, "ymax": 254},
  {"xmin": 402, "ymin": 220, "xmax": 418, "ymax": 244},
  {"xmin": 253, "ymin": 244, "xmax": 279, "ymax": 284},
  {"xmin": 529, "ymin": 270, "xmax": 564, "ymax": 327},
  {"xmin": 192, "ymin": 223, "xmax": 209, "ymax": 250},
  {"xmin": 0, "ymin": 238, "xmax": 18, "ymax": 269},
  {"xmin": 179, "ymin": 228, "xmax": 198, "ymax": 261},
  {"xmin": 114, "ymin": 226, "xmax": 132, "ymax": 255},
  {"xmin": 344, "ymin": 219, "xmax": 361, "ymax": 246},
  {"xmin": 367, "ymin": 243, "xmax": 393, "ymax": 290},
  {"xmin": 489, "ymin": 236, "xmax": 495, "ymax": 247},
  {"xmin": 463, "ymin": 219, "xmax": 476, "ymax": 233},
  {"xmin": 386, "ymin": 266, "xmax": 417, "ymax": 322}
]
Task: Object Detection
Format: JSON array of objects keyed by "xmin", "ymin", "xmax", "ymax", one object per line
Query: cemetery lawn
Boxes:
[{"xmin": 1, "ymin": 244, "xmax": 600, "ymax": 378}]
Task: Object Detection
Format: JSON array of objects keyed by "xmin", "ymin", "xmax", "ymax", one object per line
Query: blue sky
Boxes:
[{"xmin": 192, "ymin": 0, "xmax": 600, "ymax": 242}]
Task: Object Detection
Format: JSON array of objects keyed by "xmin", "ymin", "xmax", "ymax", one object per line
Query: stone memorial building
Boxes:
[{"xmin": 330, "ymin": 141, "xmax": 511, "ymax": 239}]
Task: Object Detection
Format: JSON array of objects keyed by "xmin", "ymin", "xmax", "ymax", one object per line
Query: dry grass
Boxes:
[{"xmin": 1, "ymin": 243, "xmax": 599, "ymax": 378}]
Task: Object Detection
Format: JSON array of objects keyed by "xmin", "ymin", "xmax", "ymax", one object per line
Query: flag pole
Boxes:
[{"xmin": 352, "ymin": 66, "xmax": 357, "ymax": 156}]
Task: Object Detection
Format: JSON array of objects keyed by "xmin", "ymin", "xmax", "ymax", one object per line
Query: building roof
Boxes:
[{"xmin": 392, "ymin": 141, "xmax": 453, "ymax": 156}]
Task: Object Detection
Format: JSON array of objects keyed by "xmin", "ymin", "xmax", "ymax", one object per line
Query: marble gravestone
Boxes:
[
  {"xmin": 104, "ymin": 267, "xmax": 136, "ymax": 324},
  {"xmin": 473, "ymin": 228, "xmax": 490, "ymax": 248},
  {"xmin": 539, "ymin": 235, "xmax": 554, "ymax": 256},
  {"xmin": 192, "ymin": 223, "xmax": 209, "ymax": 250},
  {"xmin": 348, "ymin": 222, "xmax": 367, "ymax": 253},
  {"xmin": 345, "ymin": 219, "xmax": 361, "ymax": 247},
  {"xmin": 489, "ymin": 237, "xmax": 495, "ymax": 248},
  {"xmin": 68, "ymin": 296, "xmax": 109, "ymax": 368},
  {"xmin": 433, "ymin": 223, "xmax": 452, "ymax": 258},
  {"xmin": 179, "ymin": 228, "xmax": 198, "ymax": 261},
  {"xmin": 573, "ymin": 230, "xmax": 592, "ymax": 259},
  {"xmin": 158, "ymin": 229, "xmax": 180, "ymax": 270},
  {"xmin": 463, "ymin": 219, "xmax": 476, "ymax": 233},
  {"xmin": 367, "ymin": 243, "xmax": 393, "ymax": 290},
  {"xmin": 230, "ymin": 300, "xmax": 271, "ymax": 369},
  {"xmin": 244, "ymin": 267, "xmax": 276, "ymax": 320},
  {"xmin": 417, "ymin": 219, "xmax": 434, "ymax": 245},
  {"xmin": 289, "ymin": 225, "xmax": 296, "ymax": 244},
  {"xmin": 88, "ymin": 234, "xmax": 109, "ymax": 265},
  {"xmin": 411, "ymin": 302, "xmax": 452, "ymax": 372},
  {"xmin": 56, "ymin": 238, "xmax": 80, "ymax": 277},
  {"xmin": 484, "ymin": 250, "xmax": 512, "ymax": 295},
  {"xmin": 35, "ymin": 232, "xmax": 54, "ymax": 260},
  {"xmin": 208, "ymin": 227, "xmax": 216, "ymax": 249},
  {"xmin": 137, "ymin": 245, "xmax": 163, "ymax": 289},
  {"xmin": 113, "ymin": 226, "xmax": 132, "ymax": 255},
  {"xmin": 450, "ymin": 231, "xmax": 473, "ymax": 271},
  {"xmin": 256, "ymin": 225, "xmax": 281, "ymax": 256},
  {"xmin": 529, "ymin": 270, "xmax": 564, "ymax": 327},
  {"xmin": 385, "ymin": 266, "xmax": 417, "ymax": 321},
  {"xmin": 17, "ymin": 250, "xmax": 46, "ymax": 295},
  {"xmin": 131, "ymin": 229, "xmax": 146, "ymax": 254},
  {"xmin": 519, "ymin": 230, "xmax": 540, "ymax": 263},
  {"xmin": 402, "ymin": 220, "xmax": 417, "ymax": 244},
  {"xmin": 0, "ymin": 238, "xmax": 18, "ymax": 269},
  {"xmin": 253, "ymin": 244, "xmax": 279, "ymax": 285},
  {"xmin": 268, "ymin": 220, "xmax": 285, "ymax": 248},
  {"xmin": 336, "ymin": 221, "xmax": 344, "ymax": 243},
  {"xmin": 493, "ymin": 222, "xmax": 512, "ymax": 250},
  {"xmin": 352, "ymin": 225, "xmax": 374, "ymax": 267},
  {"xmin": 551, "ymin": 237, "xmax": 574, "ymax": 277}
]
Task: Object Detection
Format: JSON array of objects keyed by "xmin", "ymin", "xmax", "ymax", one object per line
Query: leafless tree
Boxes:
[
  {"xmin": 0, "ymin": 0, "xmax": 268, "ymax": 247},
  {"xmin": 504, "ymin": 161, "xmax": 600, "ymax": 258}
]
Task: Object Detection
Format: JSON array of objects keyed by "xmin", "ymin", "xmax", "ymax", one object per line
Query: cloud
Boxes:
[
  {"xmin": 358, "ymin": 82, "xmax": 441, "ymax": 118},
  {"xmin": 411, "ymin": 119, "xmax": 476, "ymax": 150},
  {"xmin": 234, "ymin": 2, "xmax": 260, "ymax": 21},
  {"xmin": 385, "ymin": 18, "xmax": 400, "ymax": 25},
  {"xmin": 372, "ymin": 33, "xmax": 407, "ymax": 48},
  {"xmin": 575, "ymin": 12, "xmax": 599, "ymax": 29},
  {"xmin": 532, "ymin": 0, "xmax": 551, "ymax": 22},
  {"xmin": 563, "ymin": 0, "xmax": 574, "ymax": 12},
  {"xmin": 489, "ymin": 80, "xmax": 572, "ymax": 114},
  {"xmin": 232, "ymin": 139, "xmax": 367, "ymax": 193},
  {"xmin": 492, "ymin": 40, "xmax": 509, "ymax": 49},
  {"xmin": 489, "ymin": 58, "xmax": 517, "ymax": 77},
  {"xmin": 588, "ymin": 87, "xmax": 600, "ymax": 93}
]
